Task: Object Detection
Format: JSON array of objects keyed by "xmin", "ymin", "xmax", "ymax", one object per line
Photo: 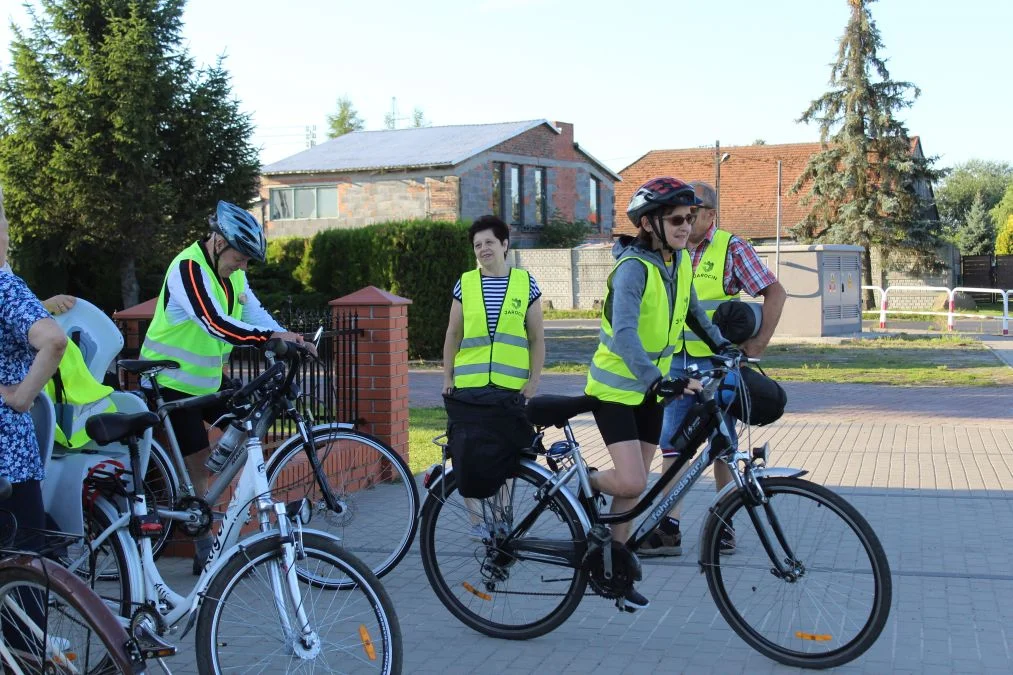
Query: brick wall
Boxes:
[{"xmin": 261, "ymin": 173, "xmax": 460, "ymax": 238}]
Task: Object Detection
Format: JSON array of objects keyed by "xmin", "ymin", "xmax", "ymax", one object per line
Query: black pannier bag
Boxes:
[
  {"xmin": 726, "ymin": 365, "xmax": 787, "ymax": 426},
  {"xmin": 443, "ymin": 387, "xmax": 535, "ymax": 498}
]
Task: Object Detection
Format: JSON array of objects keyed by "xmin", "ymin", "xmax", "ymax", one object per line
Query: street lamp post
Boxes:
[{"xmin": 776, "ymin": 159, "xmax": 782, "ymax": 277}]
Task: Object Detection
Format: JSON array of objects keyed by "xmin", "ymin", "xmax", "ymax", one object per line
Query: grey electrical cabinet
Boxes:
[{"xmin": 753, "ymin": 244, "xmax": 863, "ymax": 337}]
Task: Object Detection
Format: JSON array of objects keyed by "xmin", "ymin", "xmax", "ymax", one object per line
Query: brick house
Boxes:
[
  {"xmin": 615, "ymin": 140, "xmax": 958, "ymax": 299},
  {"xmin": 258, "ymin": 120, "xmax": 619, "ymax": 245}
]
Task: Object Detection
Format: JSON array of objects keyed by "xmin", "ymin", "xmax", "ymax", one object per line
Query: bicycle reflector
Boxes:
[
  {"xmin": 795, "ymin": 631, "xmax": 832, "ymax": 642},
  {"xmin": 423, "ymin": 463, "xmax": 443, "ymax": 489},
  {"xmin": 359, "ymin": 624, "xmax": 377, "ymax": 661}
]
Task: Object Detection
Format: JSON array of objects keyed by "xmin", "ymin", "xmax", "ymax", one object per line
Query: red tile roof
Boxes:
[{"xmin": 615, "ymin": 138, "xmax": 925, "ymax": 240}]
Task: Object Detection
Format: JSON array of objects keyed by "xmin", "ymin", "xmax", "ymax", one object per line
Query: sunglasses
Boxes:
[{"xmin": 662, "ymin": 213, "xmax": 697, "ymax": 227}]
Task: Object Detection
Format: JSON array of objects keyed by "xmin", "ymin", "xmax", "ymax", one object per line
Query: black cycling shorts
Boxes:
[
  {"xmin": 159, "ymin": 385, "xmax": 231, "ymax": 457},
  {"xmin": 593, "ymin": 397, "xmax": 662, "ymax": 447}
]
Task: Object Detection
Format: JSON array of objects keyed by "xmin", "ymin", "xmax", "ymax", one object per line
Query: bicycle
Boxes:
[
  {"xmin": 0, "ymin": 477, "xmax": 148, "ymax": 674},
  {"xmin": 418, "ymin": 355, "xmax": 892, "ymax": 670},
  {"xmin": 65, "ymin": 339, "xmax": 402, "ymax": 674},
  {"xmin": 137, "ymin": 327, "xmax": 420, "ymax": 581}
]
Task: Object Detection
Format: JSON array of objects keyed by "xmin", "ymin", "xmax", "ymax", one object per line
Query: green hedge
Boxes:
[{"xmin": 256, "ymin": 220, "xmax": 474, "ymax": 358}]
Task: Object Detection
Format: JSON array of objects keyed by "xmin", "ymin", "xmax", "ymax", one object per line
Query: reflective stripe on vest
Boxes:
[
  {"xmin": 584, "ymin": 253, "xmax": 692, "ymax": 405},
  {"xmin": 453, "ymin": 268, "xmax": 531, "ymax": 390},
  {"xmin": 684, "ymin": 229, "xmax": 735, "ymax": 357},
  {"xmin": 140, "ymin": 241, "xmax": 247, "ymax": 395},
  {"xmin": 44, "ymin": 340, "xmax": 116, "ymax": 449}
]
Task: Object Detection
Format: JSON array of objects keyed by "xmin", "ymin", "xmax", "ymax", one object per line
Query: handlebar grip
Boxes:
[{"xmin": 158, "ymin": 388, "xmax": 236, "ymax": 414}]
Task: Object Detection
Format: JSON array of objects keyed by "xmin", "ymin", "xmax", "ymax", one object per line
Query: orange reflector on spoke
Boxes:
[
  {"xmin": 463, "ymin": 582, "xmax": 492, "ymax": 601},
  {"xmin": 795, "ymin": 631, "xmax": 832, "ymax": 642},
  {"xmin": 359, "ymin": 625, "xmax": 377, "ymax": 661}
]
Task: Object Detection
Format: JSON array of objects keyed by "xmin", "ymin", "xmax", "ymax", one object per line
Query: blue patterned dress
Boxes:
[{"xmin": 0, "ymin": 272, "xmax": 50, "ymax": 483}]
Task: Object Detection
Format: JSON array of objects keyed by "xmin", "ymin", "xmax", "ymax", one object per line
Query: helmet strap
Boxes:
[{"xmin": 649, "ymin": 213, "xmax": 674, "ymax": 253}]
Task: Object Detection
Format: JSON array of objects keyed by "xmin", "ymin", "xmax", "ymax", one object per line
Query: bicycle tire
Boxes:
[
  {"xmin": 0, "ymin": 555, "xmax": 143, "ymax": 674},
  {"xmin": 420, "ymin": 463, "xmax": 589, "ymax": 641},
  {"xmin": 701, "ymin": 477, "xmax": 892, "ymax": 669},
  {"xmin": 195, "ymin": 531, "xmax": 402, "ymax": 675},
  {"xmin": 143, "ymin": 438, "xmax": 177, "ymax": 560},
  {"xmin": 266, "ymin": 426, "xmax": 419, "ymax": 582}
]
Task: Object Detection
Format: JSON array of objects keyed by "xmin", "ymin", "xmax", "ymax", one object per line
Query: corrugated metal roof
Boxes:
[{"xmin": 262, "ymin": 120, "xmax": 555, "ymax": 175}]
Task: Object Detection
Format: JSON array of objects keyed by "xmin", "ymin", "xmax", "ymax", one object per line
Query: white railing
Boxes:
[{"xmin": 862, "ymin": 285, "xmax": 1010, "ymax": 335}]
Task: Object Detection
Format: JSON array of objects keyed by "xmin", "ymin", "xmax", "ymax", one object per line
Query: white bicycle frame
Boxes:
[{"xmin": 66, "ymin": 426, "xmax": 315, "ymax": 641}]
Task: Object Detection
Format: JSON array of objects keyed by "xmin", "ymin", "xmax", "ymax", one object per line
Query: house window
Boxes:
[
  {"xmin": 510, "ymin": 165, "xmax": 522, "ymax": 225},
  {"xmin": 269, "ymin": 186, "xmax": 338, "ymax": 220},
  {"xmin": 534, "ymin": 167, "xmax": 547, "ymax": 226},
  {"xmin": 589, "ymin": 176, "xmax": 600, "ymax": 226},
  {"xmin": 492, "ymin": 163, "xmax": 504, "ymax": 217}
]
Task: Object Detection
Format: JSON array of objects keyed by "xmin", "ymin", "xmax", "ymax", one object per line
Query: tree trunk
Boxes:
[
  {"xmin": 862, "ymin": 246, "xmax": 876, "ymax": 310},
  {"xmin": 120, "ymin": 254, "xmax": 140, "ymax": 309}
]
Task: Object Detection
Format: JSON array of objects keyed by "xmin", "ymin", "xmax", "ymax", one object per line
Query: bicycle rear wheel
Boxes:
[
  {"xmin": 143, "ymin": 439, "xmax": 177, "ymax": 560},
  {"xmin": 196, "ymin": 531, "xmax": 401, "ymax": 674},
  {"xmin": 267, "ymin": 427, "xmax": 419, "ymax": 582},
  {"xmin": 0, "ymin": 555, "xmax": 143, "ymax": 674},
  {"xmin": 419, "ymin": 462, "xmax": 589, "ymax": 640},
  {"xmin": 701, "ymin": 477, "xmax": 891, "ymax": 669}
]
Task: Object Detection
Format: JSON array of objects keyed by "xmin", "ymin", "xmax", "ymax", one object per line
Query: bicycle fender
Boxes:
[
  {"xmin": 696, "ymin": 466, "xmax": 808, "ymax": 568},
  {"xmin": 423, "ymin": 458, "xmax": 592, "ymax": 536}
]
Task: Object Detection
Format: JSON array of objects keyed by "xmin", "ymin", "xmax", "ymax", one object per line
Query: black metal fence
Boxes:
[{"xmin": 116, "ymin": 307, "xmax": 361, "ymax": 433}]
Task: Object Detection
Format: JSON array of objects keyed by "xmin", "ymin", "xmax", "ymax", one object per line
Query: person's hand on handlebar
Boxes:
[
  {"xmin": 269, "ymin": 331, "xmax": 319, "ymax": 359},
  {"xmin": 648, "ymin": 376, "xmax": 702, "ymax": 402}
]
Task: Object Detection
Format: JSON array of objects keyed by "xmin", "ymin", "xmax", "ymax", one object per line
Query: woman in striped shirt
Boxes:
[{"xmin": 442, "ymin": 215, "xmax": 544, "ymax": 398}]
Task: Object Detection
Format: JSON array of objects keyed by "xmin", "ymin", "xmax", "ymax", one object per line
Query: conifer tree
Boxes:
[
  {"xmin": 0, "ymin": 0, "xmax": 259, "ymax": 308},
  {"xmin": 958, "ymin": 192, "xmax": 994, "ymax": 257},
  {"xmin": 790, "ymin": 0, "xmax": 945, "ymax": 308},
  {"xmin": 326, "ymin": 96, "xmax": 365, "ymax": 138}
]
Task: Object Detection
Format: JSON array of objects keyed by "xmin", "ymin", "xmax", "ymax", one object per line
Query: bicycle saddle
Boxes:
[
  {"xmin": 118, "ymin": 359, "xmax": 180, "ymax": 374},
  {"xmin": 85, "ymin": 411, "xmax": 160, "ymax": 445},
  {"xmin": 525, "ymin": 395, "xmax": 599, "ymax": 428}
]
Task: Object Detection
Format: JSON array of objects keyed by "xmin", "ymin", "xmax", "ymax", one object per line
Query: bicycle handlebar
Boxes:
[
  {"xmin": 158, "ymin": 388, "xmax": 236, "ymax": 415},
  {"xmin": 233, "ymin": 361, "xmax": 287, "ymax": 401}
]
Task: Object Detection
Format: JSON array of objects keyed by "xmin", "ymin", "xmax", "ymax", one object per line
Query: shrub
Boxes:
[
  {"xmin": 536, "ymin": 210, "xmax": 593, "ymax": 248},
  {"xmin": 996, "ymin": 215, "xmax": 1013, "ymax": 256}
]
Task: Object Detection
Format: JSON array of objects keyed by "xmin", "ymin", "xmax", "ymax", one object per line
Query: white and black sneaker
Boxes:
[{"xmin": 623, "ymin": 587, "xmax": 650, "ymax": 612}]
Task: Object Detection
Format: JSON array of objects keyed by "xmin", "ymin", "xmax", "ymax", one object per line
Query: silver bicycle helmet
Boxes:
[{"xmin": 210, "ymin": 201, "xmax": 267, "ymax": 263}]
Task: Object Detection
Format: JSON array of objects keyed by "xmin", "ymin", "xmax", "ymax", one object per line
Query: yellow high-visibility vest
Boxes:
[
  {"xmin": 141, "ymin": 241, "xmax": 247, "ymax": 395},
  {"xmin": 585, "ymin": 253, "xmax": 692, "ymax": 405},
  {"xmin": 44, "ymin": 340, "xmax": 116, "ymax": 449},
  {"xmin": 453, "ymin": 268, "xmax": 531, "ymax": 390},
  {"xmin": 684, "ymin": 229, "xmax": 735, "ymax": 357}
]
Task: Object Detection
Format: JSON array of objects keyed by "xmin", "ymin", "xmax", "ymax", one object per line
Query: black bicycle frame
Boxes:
[{"xmin": 505, "ymin": 398, "xmax": 729, "ymax": 566}]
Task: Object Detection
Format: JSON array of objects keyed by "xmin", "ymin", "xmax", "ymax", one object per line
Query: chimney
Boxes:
[{"xmin": 553, "ymin": 121, "xmax": 574, "ymax": 144}]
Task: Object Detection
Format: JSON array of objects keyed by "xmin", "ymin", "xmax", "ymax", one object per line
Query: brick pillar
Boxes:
[{"xmin": 331, "ymin": 286, "xmax": 412, "ymax": 464}]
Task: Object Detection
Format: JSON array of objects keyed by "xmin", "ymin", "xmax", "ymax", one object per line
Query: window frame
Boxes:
[
  {"xmin": 534, "ymin": 167, "xmax": 548, "ymax": 227},
  {"xmin": 510, "ymin": 165, "xmax": 522, "ymax": 227},
  {"xmin": 589, "ymin": 175, "xmax": 601, "ymax": 226},
  {"xmin": 269, "ymin": 185, "xmax": 338, "ymax": 220}
]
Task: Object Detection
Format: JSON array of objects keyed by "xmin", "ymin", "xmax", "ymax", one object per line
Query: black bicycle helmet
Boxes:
[
  {"xmin": 626, "ymin": 177, "xmax": 701, "ymax": 251},
  {"xmin": 210, "ymin": 201, "xmax": 267, "ymax": 263}
]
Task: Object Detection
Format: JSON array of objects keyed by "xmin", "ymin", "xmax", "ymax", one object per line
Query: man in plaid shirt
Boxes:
[{"xmin": 640, "ymin": 180, "xmax": 787, "ymax": 557}]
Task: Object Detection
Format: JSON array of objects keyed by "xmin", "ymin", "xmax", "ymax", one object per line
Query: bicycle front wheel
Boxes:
[
  {"xmin": 267, "ymin": 427, "xmax": 419, "ymax": 581},
  {"xmin": 701, "ymin": 477, "xmax": 891, "ymax": 669},
  {"xmin": 419, "ymin": 463, "xmax": 589, "ymax": 641},
  {"xmin": 0, "ymin": 555, "xmax": 143, "ymax": 674},
  {"xmin": 196, "ymin": 531, "xmax": 401, "ymax": 674}
]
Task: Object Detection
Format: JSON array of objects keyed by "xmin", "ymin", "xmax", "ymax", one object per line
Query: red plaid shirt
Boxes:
[{"xmin": 688, "ymin": 223, "xmax": 777, "ymax": 297}]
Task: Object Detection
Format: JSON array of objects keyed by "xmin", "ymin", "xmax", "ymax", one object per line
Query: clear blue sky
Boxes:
[{"xmin": 2, "ymin": 0, "xmax": 1010, "ymax": 172}]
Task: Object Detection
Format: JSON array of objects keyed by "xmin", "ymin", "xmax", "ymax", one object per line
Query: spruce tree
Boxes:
[
  {"xmin": 958, "ymin": 192, "xmax": 994, "ymax": 257},
  {"xmin": 0, "ymin": 0, "xmax": 259, "ymax": 308},
  {"xmin": 790, "ymin": 0, "xmax": 945, "ymax": 308}
]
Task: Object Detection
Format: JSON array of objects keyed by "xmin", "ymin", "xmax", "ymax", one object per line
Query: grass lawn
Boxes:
[
  {"xmin": 408, "ymin": 407, "xmax": 447, "ymax": 475},
  {"xmin": 760, "ymin": 335, "xmax": 1013, "ymax": 386}
]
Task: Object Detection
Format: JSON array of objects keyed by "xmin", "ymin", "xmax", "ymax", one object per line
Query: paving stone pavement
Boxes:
[{"xmin": 150, "ymin": 371, "xmax": 1013, "ymax": 674}]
